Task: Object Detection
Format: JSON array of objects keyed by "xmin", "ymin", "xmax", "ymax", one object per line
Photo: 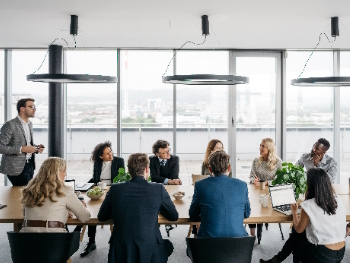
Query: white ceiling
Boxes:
[{"xmin": 1, "ymin": 0, "xmax": 350, "ymax": 50}]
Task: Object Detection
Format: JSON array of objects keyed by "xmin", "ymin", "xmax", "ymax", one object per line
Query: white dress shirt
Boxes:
[{"xmin": 17, "ymin": 115, "xmax": 32, "ymax": 160}]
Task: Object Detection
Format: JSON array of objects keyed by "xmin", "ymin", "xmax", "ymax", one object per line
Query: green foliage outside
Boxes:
[
  {"xmin": 272, "ymin": 162, "xmax": 307, "ymax": 197},
  {"xmin": 113, "ymin": 167, "xmax": 151, "ymax": 183}
]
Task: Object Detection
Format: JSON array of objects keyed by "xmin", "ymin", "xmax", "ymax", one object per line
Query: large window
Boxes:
[
  {"xmin": 286, "ymin": 51, "xmax": 333, "ymax": 163},
  {"xmin": 0, "ymin": 51, "xmax": 4, "ymax": 185},
  {"xmin": 340, "ymin": 51, "xmax": 350, "ymax": 184},
  {"xmin": 12, "ymin": 50, "xmax": 49, "ymax": 165},
  {"xmin": 66, "ymin": 50, "xmax": 118, "ymax": 176},
  {"xmin": 235, "ymin": 55, "xmax": 278, "ymax": 182},
  {"xmin": 120, "ymin": 50, "xmax": 174, "ymax": 162},
  {"xmin": 176, "ymin": 51, "xmax": 229, "ymax": 175}
]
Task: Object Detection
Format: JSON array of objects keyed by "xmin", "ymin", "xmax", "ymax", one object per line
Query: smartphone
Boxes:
[{"xmin": 0, "ymin": 204, "xmax": 7, "ymax": 209}]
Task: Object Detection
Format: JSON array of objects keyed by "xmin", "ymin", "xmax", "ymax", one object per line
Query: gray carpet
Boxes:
[{"xmin": 1, "ymin": 223, "xmax": 350, "ymax": 262}]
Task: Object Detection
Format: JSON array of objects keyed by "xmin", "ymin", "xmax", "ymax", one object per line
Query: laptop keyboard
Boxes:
[{"xmin": 278, "ymin": 205, "xmax": 290, "ymax": 212}]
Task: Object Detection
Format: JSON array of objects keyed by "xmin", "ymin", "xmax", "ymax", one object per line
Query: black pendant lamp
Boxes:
[
  {"xmin": 27, "ymin": 15, "xmax": 117, "ymax": 84},
  {"xmin": 291, "ymin": 17, "xmax": 348, "ymax": 87},
  {"xmin": 162, "ymin": 15, "xmax": 249, "ymax": 85}
]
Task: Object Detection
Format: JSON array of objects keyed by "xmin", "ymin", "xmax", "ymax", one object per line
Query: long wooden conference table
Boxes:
[{"xmin": 0, "ymin": 184, "xmax": 349, "ymax": 232}]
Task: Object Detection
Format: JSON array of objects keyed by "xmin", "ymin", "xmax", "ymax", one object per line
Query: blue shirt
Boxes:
[{"xmin": 189, "ymin": 175, "xmax": 251, "ymax": 237}]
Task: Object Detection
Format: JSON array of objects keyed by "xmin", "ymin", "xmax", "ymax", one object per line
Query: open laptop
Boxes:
[
  {"xmin": 269, "ymin": 184, "xmax": 301, "ymax": 216},
  {"xmin": 64, "ymin": 179, "xmax": 75, "ymax": 191},
  {"xmin": 75, "ymin": 183, "xmax": 94, "ymax": 192}
]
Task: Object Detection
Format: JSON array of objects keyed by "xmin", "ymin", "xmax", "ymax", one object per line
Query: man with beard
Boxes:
[{"xmin": 295, "ymin": 138, "xmax": 336, "ymax": 183}]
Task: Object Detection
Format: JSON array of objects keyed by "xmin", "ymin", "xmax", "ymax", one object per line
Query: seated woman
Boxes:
[
  {"xmin": 78, "ymin": 141, "xmax": 125, "ymax": 257},
  {"xmin": 248, "ymin": 138, "xmax": 282, "ymax": 237},
  {"xmin": 260, "ymin": 168, "xmax": 346, "ymax": 263},
  {"xmin": 202, "ymin": 139, "xmax": 232, "ymax": 177},
  {"xmin": 21, "ymin": 157, "xmax": 90, "ymax": 233}
]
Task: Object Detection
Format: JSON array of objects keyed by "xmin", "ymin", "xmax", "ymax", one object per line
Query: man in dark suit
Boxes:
[
  {"xmin": 0, "ymin": 98, "xmax": 44, "ymax": 186},
  {"xmin": 189, "ymin": 150, "xmax": 251, "ymax": 237},
  {"xmin": 149, "ymin": 140, "xmax": 181, "ymax": 185},
  {"xmin": 78, "ymin": 141, "xmax": 125, "ymax": 257},
  {"xmin": 98, "ymin": 153, "xmax": 179, "ymax": 263}
]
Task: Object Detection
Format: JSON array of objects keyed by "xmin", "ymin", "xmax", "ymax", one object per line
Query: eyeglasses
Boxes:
[
  {"xmin": 159, "ymin": 148, "xmax": 171, "ymax": 155},
  {"xmin": 27, "ymin": 105, "xmax": 36, "ymax": 109}
]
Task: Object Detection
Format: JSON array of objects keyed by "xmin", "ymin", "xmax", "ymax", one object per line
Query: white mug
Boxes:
[
  {"xmin": 259, "ymin": 194, "xmax": 269, "ymax": 208},
  {"xmin": 98, "ymin": 182, "xmax": 107, "ymax": 190}
]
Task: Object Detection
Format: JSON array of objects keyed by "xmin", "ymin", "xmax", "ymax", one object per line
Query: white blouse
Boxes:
[
  {"xmin": 301, "ymin": 195, "xmax": 346, "ymax": 245},
  {"xmin": 100, "ymin": 161, "xmax": 112, "ymax": 185}
]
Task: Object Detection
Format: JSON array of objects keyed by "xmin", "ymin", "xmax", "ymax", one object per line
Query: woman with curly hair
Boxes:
[
  {"xmin": 202, "ymin": 139, "xmax": 232, "ymax": 177},
  {"xmin": 78, "ymin": 141, "xmax": 125, "ymax": 257},
  {"xmin": 248, "ymin": 138, "xmax": 282, "ymax": 237},
  {"xmin": 21, "ymin": 157, "xmax": 90, "ymax": 233},
  {"xmin": 260, "ymin": 168, "xmax": 346, "ymax": 263}
]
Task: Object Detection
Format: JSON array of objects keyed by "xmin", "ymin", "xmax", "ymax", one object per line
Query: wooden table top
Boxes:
[{"xmin": 0, "ymin": 184, "xmax": 349, "ymax": 225}]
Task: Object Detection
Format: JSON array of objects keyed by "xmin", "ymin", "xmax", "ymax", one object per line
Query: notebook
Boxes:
[{"xmin": 269, "ymin": 184, "xmax": 301, "ymax": 216}]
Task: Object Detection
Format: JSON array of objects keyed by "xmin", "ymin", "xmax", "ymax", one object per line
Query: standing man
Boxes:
[
  {"xmin": 189, "ymin": 150, "xmax": 251, "ymax": 237},
  {"xmin": 296, "ymin": 138, "xmax": 336, "ymax": 183},
  {"xmin": 98, "ymin": 153, "xmax": 178, "ymax": 263},
  {"xmin": 149, "ymin": 140, "xmax": 181, "ymax": 185},
  {"xmin": 0, "ymin": 98, "xmax": 44, "ymax": 186}
]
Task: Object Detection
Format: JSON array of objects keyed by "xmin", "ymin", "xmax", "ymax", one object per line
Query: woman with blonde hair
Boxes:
[
  {"xmin": 21, "ymin": 157, "xmax": 90, "ymax": 233},
  {"xmin": 248, "ymin": 138, "xmax": 282, "ymax": 237},
  {"xmin": 202, "ymin": 139, "xmax": 232, "ymax": 177}
]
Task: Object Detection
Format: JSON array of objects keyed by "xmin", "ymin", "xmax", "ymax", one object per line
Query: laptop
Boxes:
[
  {"xmin": 64, "ymin": 179, "xmax": 75, "ymax": 191},
  {"xmin": 269, "ymin": 184, "xmax": 301, "ymax": 216},
  {"xmin": 75, "ymin": 182, "xmax": 94, "ymax": 192}
]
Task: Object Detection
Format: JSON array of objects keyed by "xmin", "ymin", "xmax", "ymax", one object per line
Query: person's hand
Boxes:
[
  {"xmin": 168, "ymin": 179, "xmax": 182, "ymax": 185},
  {"xmin": 313, "ymin": 154, "xmax": 322, "ymax": 166},
  {"xmin": 253, "ymin": 175, "xmax": 260, "ymax": 187},
  {"xmin": 21, "ymin": 146, "xmax": 37, "ymax": 153},
  {"xmin": 68, "ymin": 211, "xmax": 74, "ymax": 218},
  {"xmin": 36, "ymin": 144, "xmax": 45, "ymax": 153},
  {"xmin": 291, "ymin": 203, "xmax": 299, "ymax": 215},
  {"xmin": 81, "ymin": 200, "xmax": 87, "ymax": 208}
]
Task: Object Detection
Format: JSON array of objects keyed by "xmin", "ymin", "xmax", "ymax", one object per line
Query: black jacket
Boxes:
[
  {"xmin": 149, "ymin": 155, "xmax": 179, "ymax": 183},
  {"xmin": 98, "ymin": 176, "xmax": 178, "ymax": 263},
  {"xmin": 89, "ymin": 156, "xmax": 124, "ymax": 185}
]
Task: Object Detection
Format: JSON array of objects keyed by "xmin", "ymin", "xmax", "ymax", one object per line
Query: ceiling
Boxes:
[{"xmin": 1, "ymin": 0, "xmax": 350, "ymax": 50}]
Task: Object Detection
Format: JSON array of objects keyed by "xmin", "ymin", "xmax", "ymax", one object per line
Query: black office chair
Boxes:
[
  {"xmin": 186, "ymin": 236, "xmax": 255, "ymax": 263},
  {"xmin": 7, "ymin": 231, "xmax": 80, "ymax": 263}
]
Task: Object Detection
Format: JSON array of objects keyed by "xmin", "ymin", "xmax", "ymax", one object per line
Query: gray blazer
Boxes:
[{"xmin": 0, "ymin": 117, "xmax": 35, "ymax": 175}]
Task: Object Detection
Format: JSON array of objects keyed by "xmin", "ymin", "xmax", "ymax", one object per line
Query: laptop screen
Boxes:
[{"xmin": 269, "ymin": 184, "xmax": 296, "ymax": 207}]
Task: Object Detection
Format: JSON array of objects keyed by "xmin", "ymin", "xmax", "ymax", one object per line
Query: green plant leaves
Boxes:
[
  {"xmin": 112, "ymin": 167, "xmax": 151, "ymax": 183},
  {"xmin": 272, "ymin": 162, "xmax": 307, "ymax": 196}
]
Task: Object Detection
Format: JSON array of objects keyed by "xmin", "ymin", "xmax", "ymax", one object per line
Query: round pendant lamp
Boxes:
[{"xmin": 162, "ymin": 15, "xmax": 249, "ymax": 86}]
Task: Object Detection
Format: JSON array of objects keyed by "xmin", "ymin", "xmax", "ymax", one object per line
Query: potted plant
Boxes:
[
  {"xmin": 113, "ymin": 168, "xmax": 151, "ymax": 183},
  {"xmin": 272, "ymin": 162, "xmax": 307, "ymax": 197}
]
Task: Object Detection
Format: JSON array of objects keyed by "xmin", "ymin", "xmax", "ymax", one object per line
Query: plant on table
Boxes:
[
  {"xmin": 272, "ymin": 162, "xmax": 307, "ymax": 197},
  {"xmin": 113, "ymin": 167, "xmax": 151, "ymax": 183}
]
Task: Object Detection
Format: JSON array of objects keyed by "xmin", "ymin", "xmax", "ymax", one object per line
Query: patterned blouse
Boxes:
[{"xmin": 249, "ymin": 157, "xmax": 282, "ymax": 184}]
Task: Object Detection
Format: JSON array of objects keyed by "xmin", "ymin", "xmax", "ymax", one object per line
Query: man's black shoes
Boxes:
[{"xmin": 80, "ymin": 242, "xmax": 96, "ymax": 257}]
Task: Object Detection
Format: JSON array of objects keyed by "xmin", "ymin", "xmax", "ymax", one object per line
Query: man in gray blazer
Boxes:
[{"xmin": 0, "ymin": 98, "xmax": 44, "ymax": 186}]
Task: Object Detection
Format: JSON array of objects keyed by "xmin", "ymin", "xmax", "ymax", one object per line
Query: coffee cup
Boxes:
[
  {"xmin": 98, "ymin": 182, "xmax": 107, "ymax": 190},
  {"xmin": 259, "ymin": 180, "xmax": 266, "ymax": 190},
  {"xmin": 78, "ymin": 196, "xmax": 84, "ymax": 202},
  {"xmin": 259, "ymin": 194, "xmax": 269, "ymax": 208}
]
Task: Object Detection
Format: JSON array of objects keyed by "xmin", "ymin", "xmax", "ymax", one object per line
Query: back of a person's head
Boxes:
[
  {"xmin": 21, "ymin": 157, "xmax": 66, "ymax": 207},
  {"xmin": 208, "ymin": 150, "xmax": 230, "ymax": 176},
  {"xmin": 128, "ymin": 153, "xmax": 149, "ymax": 178},
  {"xmin": 306, "ymin": 168, "xmax": 337, "ymax": 215}
]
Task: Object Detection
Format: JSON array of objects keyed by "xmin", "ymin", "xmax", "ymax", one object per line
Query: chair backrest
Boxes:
[
  {"xmin": 7, "ymin": 231, "xmax": 80, "ymax": 263},
  {"xmin": 192, "ymin": 174, "xmax": 209, "ymax": 186},
  {"xmin": 186, "ymin": 236, "xmax": 255, "ymax": 263}
]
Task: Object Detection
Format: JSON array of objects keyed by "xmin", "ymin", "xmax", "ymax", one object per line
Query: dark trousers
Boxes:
[
  {"xmin": 248, "ymin": 224, "xmax": 262, "ymax": 229},
  {"xmin": 276, "ymin": 227, "xmax": 345, "ymax": 263},
  {"xmin": 74, "ymin": 225, "xmax": 96, "ymax": 241},
  {"xmin": 7, "ymin": 159, "xmax": 34, "ymax": 186}
]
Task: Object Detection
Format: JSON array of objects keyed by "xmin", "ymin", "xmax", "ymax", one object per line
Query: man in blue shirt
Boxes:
[{"xmin": 189, "ymin": 150, "xmax": 251, "ymax": 237}]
